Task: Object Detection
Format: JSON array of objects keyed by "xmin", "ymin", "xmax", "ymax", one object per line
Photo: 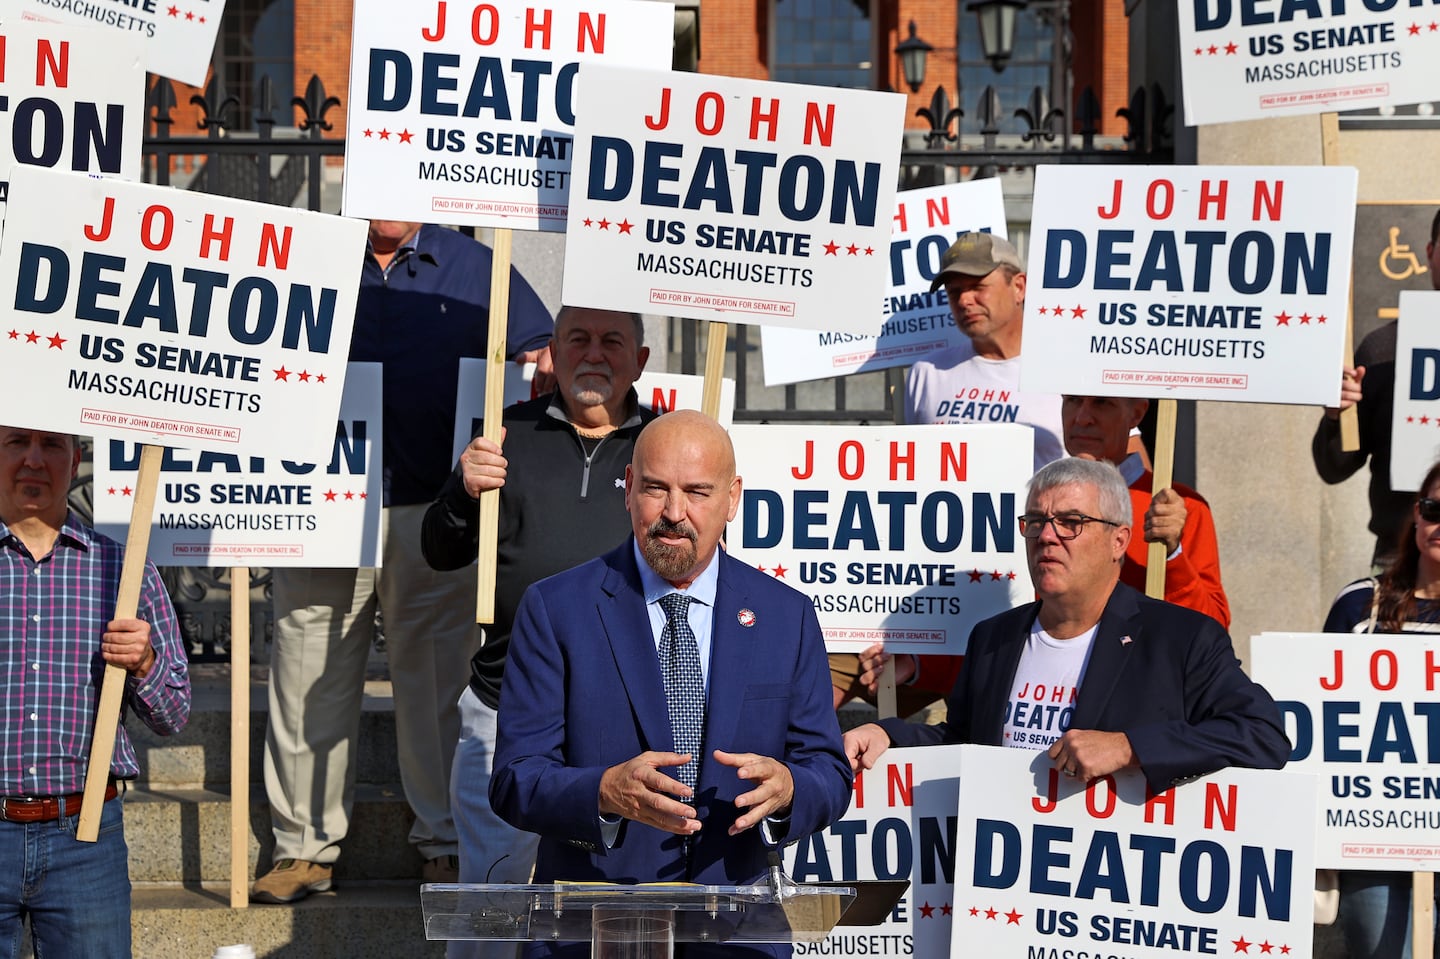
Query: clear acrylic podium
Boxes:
[{"xmin": 421, "ymin": 879, "xmax": 859, "ymax": 953}]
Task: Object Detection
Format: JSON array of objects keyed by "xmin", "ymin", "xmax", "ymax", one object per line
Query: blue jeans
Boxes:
[
  {"xmin": 0, "ymin": 796, "xmax": 131, "ymax": 959},
  {"xmin": 1338, "ymin": 870, "xmax": 1435, "ymax": 959}
]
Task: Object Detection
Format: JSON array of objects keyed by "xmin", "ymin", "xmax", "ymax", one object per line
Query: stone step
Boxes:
[
  {"xmin": 125, "ymin": 785, "xmax": 424, "ymax": 884},
  {"xmin": 130, "ymin": 882, "xmax": 444, "ymax": 959},
  {"xmin": 131, "ymin": 670, "xmax": 403, "ymax": 789}
]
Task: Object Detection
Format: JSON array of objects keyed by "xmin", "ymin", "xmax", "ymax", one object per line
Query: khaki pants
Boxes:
[{"xmin": 263, "ymin": 504, "xmax": 480, "ymax": 864}]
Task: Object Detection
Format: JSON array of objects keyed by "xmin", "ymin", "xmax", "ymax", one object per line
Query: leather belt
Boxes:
[{"xmin": 0, "ymin": 784, "xmax": 119, "ymax": 823}]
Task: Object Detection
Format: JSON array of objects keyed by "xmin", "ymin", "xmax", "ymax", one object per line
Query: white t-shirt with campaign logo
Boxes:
[
  {"xmin": 903, "ymin": 343, "xmax": 1064, "ymax": 470},
  {"xmin": 1002, "ymin": 623, "xmax": 1098, "ymax": 751}
]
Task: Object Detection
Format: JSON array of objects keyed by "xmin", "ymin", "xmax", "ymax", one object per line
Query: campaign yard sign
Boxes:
[
  {"xmin": 1253, "ymin": 631, "xmax": 1440, "ymax": 871},
  {"xmin": 785, "ymin": 747, "xmax": 964, "ymax": 959},
  {"xmin": 1018, "ymin": 165, "xmax": 1356, "ymax": 406},
  {"xmin": 953, "ymin": 745, "xmax": 1317, "ymax": 959},
  {"xmin": 344, "ymin": 0, "xmax": 674, "ymax": 231},
  {"xmin": 563, "ymin": 65, "xmax": 905, "ymax": 331},
  {"xmin": 0, "ymin": 19, "xmax": 144, "ymax": 220},
  {"xmin": 760, "ymin": 179, "xmax": 1008, "ymax": 386},
  {"xmin": 0, "ymin": 166, "xmax": 367, "ymax": 463},
  {"xmin": 93, "ymin": 363, "xmax": 383, "ymax": 567},
  {"xmin": 1179, "ymin": 0, "xmax": 1440, "ymax": 126},
  {"xmin": 726, "ymin": 424, "xmax": 1033, "ymax": 655},
  {"xmin": 1, "ymin": 0, "xmax": 224, "ymax": 86},
  {"xmin": 1391, "ymin": 291, "xmax": 1440, "ymax": 492}
]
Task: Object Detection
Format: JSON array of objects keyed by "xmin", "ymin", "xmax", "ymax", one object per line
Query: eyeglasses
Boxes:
[
  {"xmin": 1017, "ymin": 512, "xmax": 1120, "ymax": 540},
  {"xmin": 1418, "ymin": 498, "xmax": 1440, "ymax": 523}
]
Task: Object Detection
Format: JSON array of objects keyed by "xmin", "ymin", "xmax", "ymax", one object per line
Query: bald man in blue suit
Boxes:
[{"xmin": 491, "ymin": 411, "xmax": 851, "ymax": 959}]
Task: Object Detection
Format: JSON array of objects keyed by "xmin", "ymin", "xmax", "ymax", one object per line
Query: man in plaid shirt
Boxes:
[{"xmin": 0, "ymin": 426, "xmax": 190, "ymax": 959}]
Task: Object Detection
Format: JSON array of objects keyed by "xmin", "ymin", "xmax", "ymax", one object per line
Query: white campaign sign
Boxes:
[
  {"xmin": 563, "ymin": 65, "xmax": 905, "ymax": 331},
  {"xmin": 953, "ymin": 745, "xmax": 1317, "ymax": 959},
  {"xmin": 1252, "ymin": 631, "xmax": 1440, "ymax": 870},
  {"xmin": 635, "ymin": 370, "xmax": 735, "ymax": 427},
  {"xmin": 343, "ymin": 0, "xmax": 674, "ymax": 231},
  {"xmin": 2, "ymin": 0, "xmax": 224, "ymax": 87},
  {"xmin": 0, "ymin": 167, "xmax": 367, "ymax": 462},
  {"xmin": 0, "ymin": 19, "xmax": 144, "ymax": 221},
  {"xmin": 726, "ymin": 424, "xmax": 1033, "ymax": 655},
  {"xmin": 1018, "ymin": 165, "xmax": 1356, "ymax": 405},
  {"xmin": 785, "ymin": 747, "xmax": 963, "ymax": 959},
  {"xmin": 93, "ymin": 363, "xmax": 383, "ymax": 567},
  {"xmin": 452, "ymin": 359, "xmax": 537, "ymax": 464},
  {"xmin": 1390, "ymin": 291, "xmax": 1440, "ymax": 492},
  {"xmin": 760, "ymin": 180, "xmax": 1007, "ymax": 386},
  {"xmin": 1179, "ymin": 1, "xmax": 1437, "ymax": 126}
]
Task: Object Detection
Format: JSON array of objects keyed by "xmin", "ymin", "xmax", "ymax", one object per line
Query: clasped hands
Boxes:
[{"xmin": 597, "ymin": 749, "xmax": 793, "ymax": 836}]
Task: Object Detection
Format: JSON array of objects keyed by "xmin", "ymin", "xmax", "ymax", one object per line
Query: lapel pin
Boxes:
[
  {"xmin": 1121, "ymin": 635, "xmax": 1133, "ymax": 646},
  {"xmin": 737, "ymin": 609, "xmax": 756, "ymax": 628}
]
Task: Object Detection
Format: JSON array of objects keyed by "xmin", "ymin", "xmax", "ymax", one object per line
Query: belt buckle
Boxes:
[{"xmin": 0, "ymin": 797, "xmax": 12, "ymax": 822}]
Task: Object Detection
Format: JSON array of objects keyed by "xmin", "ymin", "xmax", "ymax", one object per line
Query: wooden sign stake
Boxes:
[
  {"xmin": 230, "ymin": 567, "xmax": 251, "ymax": 908},
  {"xmin": 476, "ymin": 227, "xmax": 513, "ymax": 624},
  {"xmin": 1144, "ymin": 399, "xmax": 1178, "ymax": 601}
]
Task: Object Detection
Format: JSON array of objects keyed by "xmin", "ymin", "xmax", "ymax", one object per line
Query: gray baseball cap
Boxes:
[{"xmin": 928, "ymin": 232, "xmax": 1023, "ymax": 292}]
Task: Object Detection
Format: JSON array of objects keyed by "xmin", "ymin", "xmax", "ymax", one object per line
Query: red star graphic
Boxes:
[
  {"xmin": 618, "ymin": 219, "xmax": 633, "ymax": 234},
  {"xmin": 1005, "ymin": 909, "xmax": 1022, "ymax": 925},
  {"xmin": 1410, "ymin": 22, "xmax": 1422, "ymax": 35},
  {"xmin": 846, "ymin": 244, "xmax": 859, "ymax": 256},
  {"xmin": 1317, "ymin": 314, "xmax": 1327, "ymax": 324},
  {"xmin": 47, "ymin": 333, "xmax": 65, "ymax": 349},
  {"xmin": 772, "ymin": 564, "xmax": 788, "ymax": 578},
  {"xmin": 1422, "ymin": 416, "xmax": 1431, "ymax": 425},
  {"xmin": 1037, "ymin": 306, "xmax": 1049, "ymax": 315},
  {"xmin": 185, "ymin": 9, "xmax": 194, "ymax": 19},
  {"xmin": 198, "ymin": 14, "xmax": 206, "ymax": 22},
  {"xmin": 379, "ymin": 128, "xmax": 391, "ymax": 140},
  {"xmin": 298, "ymin": 370, "xmax": 311, "ymax": 382},
  {"xmin": 1430, "ymin": 21, "xmax": 1438, "ymax": 30},
  {"xmin": 121, "ymin": 486, "xmax": 133, "ymax": 496},
  {"xmin": 1225, "ymin": 41, "xmax": 1238, "ymax": 54},
  {"xmin": 941, "ymin": 904, "xmax": 953, "ymax": 916},
  {"xmin": 1194, "ymin": 46, "xmax": 1204, "ymax": 55},
  {"xmin": 598, "ymin": 218, "xmax": 611, "ymax": 230},
  {"xmin": 919, "ymin": 903, "xmax": 935, "ymax": 918},
  {"xmin": 107, "ymin": 487, "xmax": 116, "ymax": 496},
  {"xmin": 1007, "ymin": 571, "xmax": 1017, "ymax": 580},
  {"xmin": 991, "ymin": 570, "xmax": 1003, "ymax": 581},
  {"xmin": 1208, "ymin": 44, "xmax": 1219, "ymax": 54},
  {"xmin": 969, "ymin": 569, "xmax": 983, "ymax": 582},
  {"xmin": 824, "ymin": 241, "xmax": 839, "ymax": 255},
  {"xmin": 1275, "ymin": 311, "xmax": 1291, "ymax": 326},
  {"xmin": 1409, "ymin": 416, "xmax": 1416, "ymax": 423},
  {"xmin": 583, "ymin": 218, "xmax": 593, "ymax": 227},
  {"xmin": 756, "ymin": 564, "xmax": 767, "ymax": 574},
  {"xmin": 316, "ymin": 373, "xmax": 327, "ymax": 383},
  {"xmin": 359, "ymin": 491, "xmax": 368, "ymax": 499},
  {"xmin": 167, "ymin": 3, "xmax": 178, "ymax": 14},
  {"xmin": 398, "ymin": 129, "xmax": 414, "ymax": 143},
  {"xmin": 1280, "ymin": 947, "xmax": 1291, "ymax": 955},
  {"xmin": 1259, "ymin": 943, "xmax": 1274, "ymax": 955},
  {"xmin": 344, "ymin": 490, "xmax": 355, "ymax": 500},
  {"xmin": 864, "ymin": 247, "xmax": 874, "ymax": 255},
  {"xmin": 1299, "ymin": 313, "xmax": 1311, "ymax": 324},
  {"xmin": 6, "ymin": 330, "xmax": 16, "ymax": 340},
  {"xmin": 1053, "ymin": 304, "xmax": 1066, "ymax": 314},
  {"xmin": 968, "ymin": 907, "xmax": 979, "ymax": 917},
  {"xmin": 1233, "ymin": 936, "xmax": 1252, "ymax": 953},
  {"xmin": 1071, "ymin": 304, "xmax": 1087, "ymax": 319},
  {"xmin": 363, "ymin": 129, "xmax": 374, "ymax": 138},
  {"xmin": 25, "ymin": 331, "xmax": 39, "ymax": 344},
  {"xmin": 984, "ymin": 908, "xmax": 998, "ymax": 920},
  {"xmin": 324, "ymin": 489, "xmax": 337, "ymax": 502},
  {"xmin": 274, "ymin": 366, "xmax": 291, "ymax": 381}
]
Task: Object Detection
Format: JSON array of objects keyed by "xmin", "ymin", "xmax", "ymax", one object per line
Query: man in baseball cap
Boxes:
[{"xmin": 928, "ymin": 231, "xmax": 1024, "ymax": 293}]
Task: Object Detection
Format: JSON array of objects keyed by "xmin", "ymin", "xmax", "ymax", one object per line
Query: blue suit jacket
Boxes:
[
  {"xmin": 881, "ymin": 583, "xmax": 1291, "ymax": 794},
  {"xmin": 492, "ymin": 539, "xmax": 852, "ymax": 891}
]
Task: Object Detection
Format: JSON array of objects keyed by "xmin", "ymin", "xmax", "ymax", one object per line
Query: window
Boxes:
[
  {"xmin": 772, "ymin": 0, "xmax": 876, "ymax": 90},
  {"xmin": 957, "ymin": 9, "xmax": 1057, "ymax": 118},
  {"xmin": 215, "ymin": 0, "xmax": 295, "ymax": 130}
]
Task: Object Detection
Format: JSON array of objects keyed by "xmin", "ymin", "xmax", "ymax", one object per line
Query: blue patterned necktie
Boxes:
[{"xmin": 658, "ymin": 592, "xmax": 705, "ymax": 791}]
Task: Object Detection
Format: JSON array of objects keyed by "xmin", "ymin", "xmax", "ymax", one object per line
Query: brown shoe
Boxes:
[
  {"xmin": 422, "ymin": 855, "xmax": 460, "ymax": 883},
  {"xmin": 251, "ymin": 859, "xmax": 334, "ymax": 903}
]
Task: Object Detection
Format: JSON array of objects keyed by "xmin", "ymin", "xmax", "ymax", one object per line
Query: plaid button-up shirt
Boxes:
[{"xmin": 0, "ymin": 512, "xmax": 189, "ymax": 796}]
